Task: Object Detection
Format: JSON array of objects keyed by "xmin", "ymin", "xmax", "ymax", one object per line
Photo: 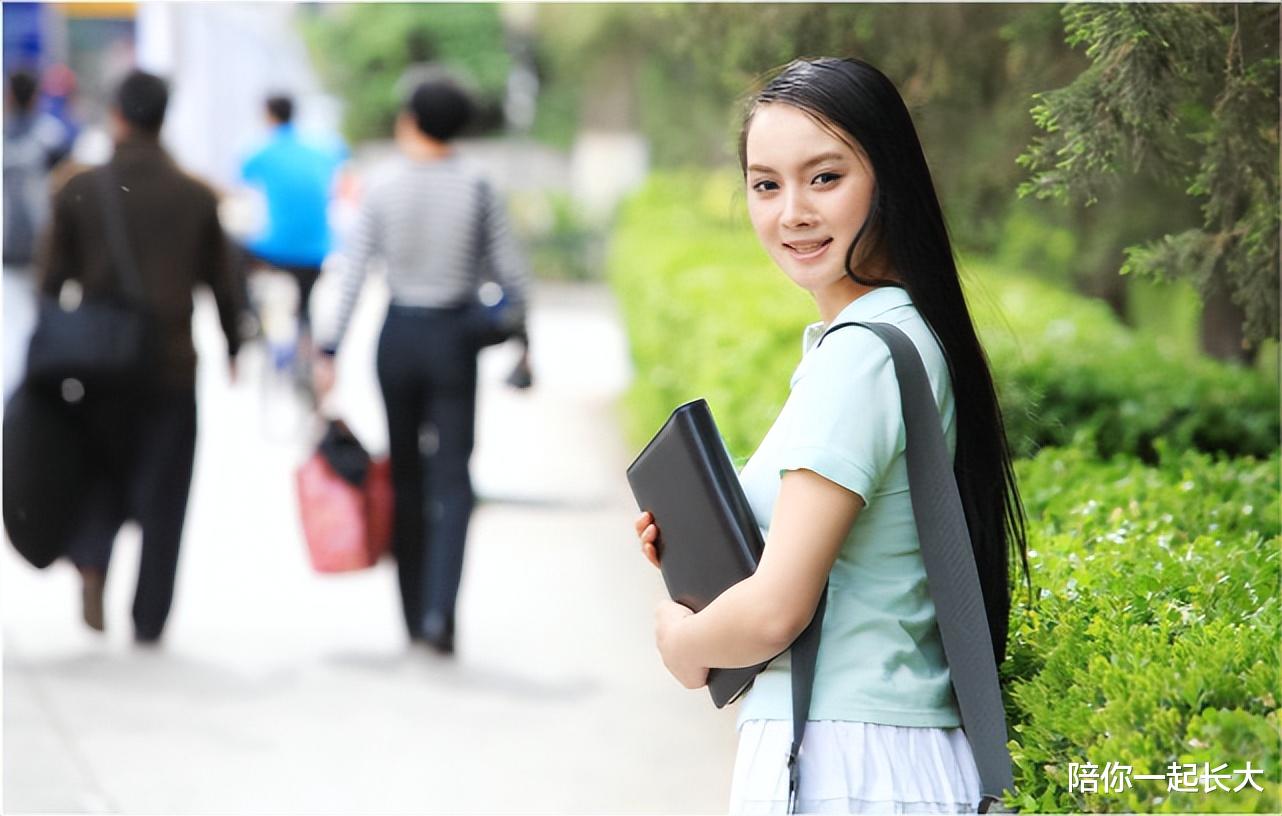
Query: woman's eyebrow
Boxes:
[
  {"xmin": 801, "ymin": 152, "xmax": 849, "ymax": 169},
  {"xmin": 747, "ymin": 152, "xmax": 849, "ymax": 175}
]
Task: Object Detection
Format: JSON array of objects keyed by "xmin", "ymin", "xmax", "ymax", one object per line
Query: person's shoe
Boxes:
[
  {"xmin": 133, "ymin": 630, "xmax": 163, "ymax": 648},
  {"xmin": 420, "ymin": 610, "xmax": 455, "ymax": 656},
  {"xmin": 79, "ymin": 568, "xmax": 105, "ymax": 632},
  {"xmin": 505, "ymin": 357, "xmax": 533, "ymax": 390}
]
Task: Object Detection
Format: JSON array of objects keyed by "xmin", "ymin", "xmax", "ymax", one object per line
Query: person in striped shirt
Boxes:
[{"xmin": 315, "ymin": 75, "xmax": 531, "ymax": 655}]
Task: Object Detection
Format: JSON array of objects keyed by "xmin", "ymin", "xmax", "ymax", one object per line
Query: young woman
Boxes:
[
  {"xmin": 634, "ymin": 57, "xmax": 1029, "ymax": 814},
  {"xmin": 315, "ymin": 76, "xmax": 531, "ymax": 654}
]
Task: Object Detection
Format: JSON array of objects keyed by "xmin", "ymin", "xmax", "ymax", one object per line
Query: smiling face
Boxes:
[{"xmin": 744, "ymin": 102, "xmax": 879, "ymax": 320}]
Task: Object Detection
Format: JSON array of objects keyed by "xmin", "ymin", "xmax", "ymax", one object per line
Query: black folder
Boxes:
[{"xmin": 626, "ymin": 398, "xmax": 770, "ymax": 708}]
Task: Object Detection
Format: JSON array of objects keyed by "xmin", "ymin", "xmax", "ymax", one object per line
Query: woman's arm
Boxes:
[
  {"xmin": 479, "ymin": 179, "xmax": 531, "ymax": 311},
  {"xmin": 320, "ymin": 184, "xmax": 381, "ymax": 355},
  {"xmin": 653, "ymin": 468, "xmax": 864, "ymax": 687}
]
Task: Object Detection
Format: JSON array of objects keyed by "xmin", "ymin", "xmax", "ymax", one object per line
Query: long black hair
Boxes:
[{"xmin": 739, "ymin": 57, "xmax": 1030, "ymax": 665}]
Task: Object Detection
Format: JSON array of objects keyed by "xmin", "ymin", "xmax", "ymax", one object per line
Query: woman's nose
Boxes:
[{"xmin": 780, "ymin": 189, "xmax": 814, "ymax": 229}]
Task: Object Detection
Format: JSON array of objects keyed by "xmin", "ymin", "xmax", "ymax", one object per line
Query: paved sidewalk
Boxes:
[{"xmin": 2, "ymin": 280, "xmax": 738, "ymax": 814}]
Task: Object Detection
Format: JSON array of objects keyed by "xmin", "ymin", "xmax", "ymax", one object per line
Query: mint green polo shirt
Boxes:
[{"xmin": 736, "ymin": 285, "xmax": 962, "ymax": 728}]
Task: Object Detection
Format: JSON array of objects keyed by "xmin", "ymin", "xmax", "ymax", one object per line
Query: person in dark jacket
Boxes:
[{"xmin": 37, "ymin": 70, "xmax": 244, "ymax": 642}]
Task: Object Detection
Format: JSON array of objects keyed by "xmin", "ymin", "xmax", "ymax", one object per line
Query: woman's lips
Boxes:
[{"xmin": 783, "ymin": 237, "xmax": 833, "ymax": 260}]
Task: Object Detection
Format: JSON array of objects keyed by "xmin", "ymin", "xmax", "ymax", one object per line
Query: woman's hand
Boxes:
[
  {"xmin": 655, "ymin": 600, "xmax": 708, "ymax": 689},
  {"xmin": 634, "ymin": 511, "xmax": 661, "ymax": 569}
]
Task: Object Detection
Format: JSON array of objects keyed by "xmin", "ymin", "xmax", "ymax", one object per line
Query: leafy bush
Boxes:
[
  {"xmin": 301, "ymin": 5, "xmax": 510, "ymax": 142},
  {"xmin": 508, "ymin": 191, "xmax": 602, "ymax": 281},
  {"xmin": 1005, "ymin": 445, "xmax": 1280, "ymax": 812},
  {"xmin": 610, "ymin": 172, "xmax": 1280, "ymax": 462},
  {"xmin": 608, "ymin": 170, "xmax": 812, "ymax": 460},
  {"xmin": 966, "ymin": 265, "xmax": 1280, "ymax": 461}
]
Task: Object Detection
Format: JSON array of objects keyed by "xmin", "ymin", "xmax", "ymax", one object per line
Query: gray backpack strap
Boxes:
[
  {"xmin": 791, "ymin": 320, "xmax": 1013, "ymax": 812},
  {"xmin": 786, "ymin": 584, "xmax": 826, "ymax": 814}
]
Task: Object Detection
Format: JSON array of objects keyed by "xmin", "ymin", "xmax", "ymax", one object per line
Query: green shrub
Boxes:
[
  {"xmin": 967, "ymin": 265, "xmax": 1280, "ymax": 462},
  {"xmin": 610, "ymin": 172, "xmax": 1280, "ymax": 462},
  {"xmin": 608, "ymin": 170, "xmax": 813, "ymax": 460},
  {"xmin": 1004, "ymin": 446, "xmax": 1280, "ymax": 812}
]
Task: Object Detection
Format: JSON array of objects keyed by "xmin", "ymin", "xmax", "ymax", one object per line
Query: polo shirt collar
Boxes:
[{"xmin": 803, "ymin": 285, "xmax": 914, "ymax": 352}]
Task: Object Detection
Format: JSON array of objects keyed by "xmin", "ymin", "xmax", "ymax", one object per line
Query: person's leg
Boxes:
[
  {"xmin": 376, "ymin": 312, "xmax": 429, "ymax": 640},
  {"xmin": 284, "ymin": 263, "xmax": 321, "ymax": 341},
  {"xmin": 65, "ymin": 476, "xmax": 127, "ymax": 633},
  {"xmin": 234, "ymin": 244, "xmax": 266, "ymax": 340},
  {"xmin": 128, "ymin": 389, "xmax": 197, "ymax": 642},
  {"xmin": 281, "ymin": 262, "xmax": 322, "ymax": 391},
  {"xmin": 65, "ymin": 393, "xmax": 137, "ymax": 632},
  {"xmin": 420, "ymin": 314, "xmax": 478, "ymax": 646}
]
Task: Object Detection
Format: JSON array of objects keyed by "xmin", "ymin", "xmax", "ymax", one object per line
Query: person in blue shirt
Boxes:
[
  {"xmin": 635, "ymin": 58, "xmax": 1031, "ymax": 814},
  {"xmin": 239, "ymin": 94, "xmax": 345, "ymax": 370}
]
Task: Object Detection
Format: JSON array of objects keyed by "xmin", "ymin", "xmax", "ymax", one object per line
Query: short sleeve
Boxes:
[{"xmin": 776, "ymin": 329, "xmax": 903, "ymax": 506}]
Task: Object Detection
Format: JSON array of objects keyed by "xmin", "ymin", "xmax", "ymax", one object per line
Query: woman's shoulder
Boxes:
[
  {"xmin": 800, "ymin": 306, "xmax": 949, "ymax": 397},
  {"xmin": 794, "ymin": 323, "xmax": 896, "ymax": 398}
]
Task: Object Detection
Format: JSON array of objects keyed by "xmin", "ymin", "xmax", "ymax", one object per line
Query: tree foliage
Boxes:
[
  {"xmin": 1019, "ymin": 5, "xmax": 1280, "ymax": 347},
  {"xmin": 300, "ymin": 4, "xmax": 510, "ymax": 142}
]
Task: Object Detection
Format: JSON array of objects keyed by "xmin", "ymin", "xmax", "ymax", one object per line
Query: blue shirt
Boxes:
[
  {"xmin": 241, "ymin": 125, "xmax": 345, "ymax": 267},
  {"xmin": 736, "ymin": 286, "xmax": 962, "ymax": 728}
]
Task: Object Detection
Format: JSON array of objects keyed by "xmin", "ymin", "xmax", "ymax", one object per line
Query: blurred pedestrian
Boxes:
[
  {"xmin": 38, "ymin": 70, "xmax": 245, "ymax": 641},
  {"xmin": 239, "ymin": 93, "xmax": 345, "ymax": 385},
  {"xmin": 4, "ymin": 69, "xmax": 69, "ymax": 398},
  {"xmin": 634, "ymin": 57, "xmax": 1029, "ymax": 813},
  {"xmin": 314, "ymin": 75, "xmax": 531, "ymax": 654},
  {"xmin": 39, "ymin": 63, "xmax": 80, "ymax": 165}
]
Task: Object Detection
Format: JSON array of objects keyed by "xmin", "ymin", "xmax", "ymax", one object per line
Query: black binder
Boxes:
[{"xmin": 626, "ymin": 398, "xmax": 769, "ymax": 707}]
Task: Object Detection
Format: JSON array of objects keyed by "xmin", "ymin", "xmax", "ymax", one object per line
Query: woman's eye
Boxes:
[
  {"xmin": 813, "ymin": 172, "xmax": 842, "ymax": 186},
  {"xmin": 751, "ymin": 179, "xmax": 779, "ymax": 193}
]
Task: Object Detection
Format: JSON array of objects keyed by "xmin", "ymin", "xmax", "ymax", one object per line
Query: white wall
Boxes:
[{"xmin": 135, "ymin": 2, "xmax": 340, "ymax": 190}]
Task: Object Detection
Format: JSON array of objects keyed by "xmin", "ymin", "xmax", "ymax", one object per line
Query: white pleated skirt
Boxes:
[{"xmin": 729, "ymin": 720, "xmax": 981, "ymax": 815}]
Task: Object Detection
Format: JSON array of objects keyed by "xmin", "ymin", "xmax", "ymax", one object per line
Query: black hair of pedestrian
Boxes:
[
  {"xmin": 738, "ymin": 57, "xmax": 1031, "ymax": 665},
  {"xmin": 7, "ymin": 70, "xmax": 38, "ymax": 111},
  {"xmin": 407, "ymin": 78, "xmax": 472, "ymax": 142},
  {"xmin": 8, "ymin": 70, "xmax": 38, "ymax": 111},
  {"xmin": 115, "ymin": 70, "xmax": 168, "ymax": 136},
  {"xmin": 266, "ymin": 94, "xmax": 294, "ymax": 125}
]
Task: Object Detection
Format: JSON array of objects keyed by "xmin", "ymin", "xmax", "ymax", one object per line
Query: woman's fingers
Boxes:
[
  {"xmin": 635, "ymin": 511, "xmax": 661, "ymax": 568},
  {"xmin": 634, "ymin": 511, "xmax": 653, "ymax": 537},
  {"xmin": 642, "ymin": 540, "xmax": 661, "ymax": 569}
]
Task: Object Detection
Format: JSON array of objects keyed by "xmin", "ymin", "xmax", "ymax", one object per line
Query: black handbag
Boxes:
[
  {"xmin": 465, "ymin": 177, "xmax": 524, "ymax": 349},
  {"xmin": 25, "ymin": 169, "xmax": 155, "ymax": 393},
  {"xmin": 2, "ymin": 381, "xmax": 92, "ymax": 568},
  {"xmin": 467, "ymin": 288, "xmax": 523, "ymax": 348}
]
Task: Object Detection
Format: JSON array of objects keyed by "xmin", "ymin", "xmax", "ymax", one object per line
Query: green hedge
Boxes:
[
  {"xmin": 609, "ymin": 172, "xmax": 1279, "ymax": 463},
  {"xmin": 968, "ymin": 267, "xmax": 1280, "ymax": 462},
  {"xmin": 1006, "ymin": 445, "xmax": 1279, "ymax": 812}
]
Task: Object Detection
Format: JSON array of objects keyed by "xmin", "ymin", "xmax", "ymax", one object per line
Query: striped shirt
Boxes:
[{"xmin": 325, "ymin": 153, "xmax": 530, "ymax": 351}]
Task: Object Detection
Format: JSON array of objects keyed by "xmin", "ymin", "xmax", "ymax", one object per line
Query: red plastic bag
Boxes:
[
  {"xmin": 365, "ymin": 457, "xmax": 394, "ymax": 561},
  {"xmin": 295, "ymin": 422, "xmax": 394, "ymax": 573}
]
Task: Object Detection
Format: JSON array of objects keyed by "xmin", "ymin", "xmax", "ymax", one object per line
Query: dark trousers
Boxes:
[
  {"xmin": 377, "ymin": 305, "xmax": 478, "ymax": 638},
  {"xmin": 66, "ymin": 388, "xmax": 197, "ymax": 640},
  {"xmin": 238, "ymin": 245, "xmax": 321, "ymax": 335}
]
